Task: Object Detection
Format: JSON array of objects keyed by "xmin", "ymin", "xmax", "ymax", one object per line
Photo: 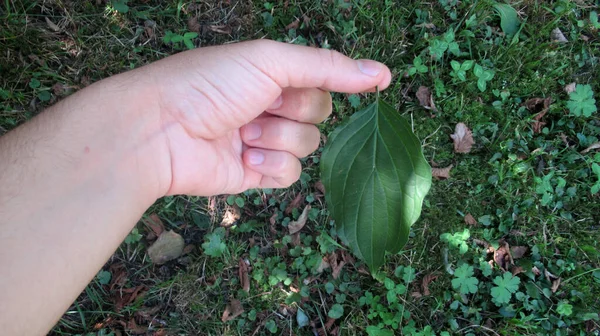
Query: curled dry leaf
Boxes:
[
  {"xmin": 316, "ymin": 256, "xmax": 331, "ymax": 273},
  {"xmin": 493, "ymin": 244, "xmax": 509, "ymax": 271},
  {"xmin": 551, "ymin": 278, "xmax": 562, "ymax": 293},
  {"xmin": 464, "ymin": 213, "xmax": 478, "ymax": 226},
  {"xmin": 330, "ymin": 251, "xmax": 347, "ymax": 279},
  {"xmin": 551, "ymin": 27, "xmax": 568, "ymax": 43},
  {"xmin": 450, "ymin": 123, "xmax": 474, "ymax": 153},
  {"xmin": 288, "ymin": 205, "xmax": 310, "ymax": 234},
  {"xmin": 221, "ymin": 299, "xmax": 244, "ymax": 322},
  {"xmin": 581, "ymin": 142, "xmax": 600, "ymax": 154},
  {"xmin": 411, "ymin": 291, "xmax": 423, "ymax": 299},
  {"xmin": 285, "ymin": 193, "xmax": 304, "ymax": 215},
  {"xmin": 432, "ymin": 165, "xmax": 453, "ymax": 179},
  {"xmin": 238, "ymin": 259, "xmax": 250, "ymax": 293},
  {"xmin": 147, "ymin": 230, "xmax": 185, "ymax": 265},
  {"xmin": 285, "ymin": 18, "xmax": 300, "ymax": 30},
  {"xmin": 142, "ymin": 213, "xmax": 165, "ymax": 238},
  {"xmin": 510, "ymin": 246, "xmax": 528, "ymax": 259},
  {"xmin": 421, "ymin": 273, "xmax": 439, "ymax": 296},
  {"xmin": 416, "ymin": 86, "xmax": 437, "ymax": 112},
  {"xmin": 221, "ymin": 205, "xmax": 240, "ymax": 227},
  {"xmin": 511, "ymin": 266, "xmax": 524, "ymax": 276},
  {"xmin": 564, "ymin": 82, "xmax": 577, "ymax": 94},
  {"xmin": 314, "ymin": 180, "xmax": 326, "ymax": 194}
]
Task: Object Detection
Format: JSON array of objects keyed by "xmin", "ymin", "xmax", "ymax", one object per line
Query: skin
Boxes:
[{"xmin": 0, "ymin": 40, "xmax": 391, "ymax": 335}]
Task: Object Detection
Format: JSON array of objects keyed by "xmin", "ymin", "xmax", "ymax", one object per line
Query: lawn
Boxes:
[{"xmin": 1, "ymin": 0, "xmax": 600, "ymax": 335}]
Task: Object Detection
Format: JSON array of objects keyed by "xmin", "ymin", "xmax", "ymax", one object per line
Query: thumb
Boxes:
[{"xmin": 235, "ymin": 40, "xmax": 392, "ymax": 93}]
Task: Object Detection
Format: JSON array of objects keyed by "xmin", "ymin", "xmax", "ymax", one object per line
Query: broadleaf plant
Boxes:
[{"xmin": 321, "ymin": 99, "xmax": 432, "ymax": 270}]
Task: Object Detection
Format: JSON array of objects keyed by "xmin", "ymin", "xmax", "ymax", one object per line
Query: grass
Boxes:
[{"xmin": 1, "ymin": 0, "xmax": 600, "ymax": 335}]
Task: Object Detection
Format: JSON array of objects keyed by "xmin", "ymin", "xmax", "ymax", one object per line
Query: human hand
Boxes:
[{"xmin": 141, "ymin": 40, "xmax": 391, "ymax": 196}]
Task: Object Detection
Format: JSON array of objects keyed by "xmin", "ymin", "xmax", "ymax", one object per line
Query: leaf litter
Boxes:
[
  {"xmin": 147, "ymin": 230, "xmax": 185, "ymax": 264},
  {"xmin": 464, "ymin": 213, "xmax": 478, "ymax": 226},
  {"xmin": 221, "ymin": 298, "xmax": 244, "ymax": 322},
  {"xmin": 416, "ymin": 86, "xmax": 438, "ymax": 112},
  {"xmin": 431, "ymin": 164, "xmax": 453, "ymax": 179},
  {"xmin": 450, "ymin": 123, "xmax": 474, "ymax": 153}
]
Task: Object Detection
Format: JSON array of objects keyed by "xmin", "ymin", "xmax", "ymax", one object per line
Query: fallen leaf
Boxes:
[
  {"xmin": 511, "ymin": 266, "xmax": 524, "ymax": 276},
  {"xmin": 315, "ymin": 256, "xmax": 330, "ymax": 273},
  {"xmin": 182, "ymin": 244, "xmax": 195, "ymax": 255},
  {"xmin": 551, "ymin": 27, "xmax": 568, "ymax": 43},
  {"xmin": 416, "ymin": 86, "xmax": 437, "ymax": 112},
  {"xmin": 314, "ymin": 181, "xmax": 326, "ymax": 194},
  {"xmin": 564, "ymin": 82, "xmax": 577, "ymax": 94},
  {"xmin": 221, "ymin": 299, "xmax": 244, "ymax": 322},
  {"xmin": 135, "ymin": 305, "xmax": 162, "ymax": 322},
  {"xmin": 432, "ymin": 165, "xmax": 453, "ymax": 179},
  {"xmin": 285, "ymin": 193, "xmax": 304, "ymax": 214},
  {"xmin": 45, "ymin": 17, "xmax": 61, "ymax": 32},
  {"xmin": 187, "ymin": 16, "xmax": 201, "ymax": 33},
  {"xmin": 109, "ymin": 263, "xmax": 127, "ymax": 291},
  {"xmin": 209, "ymin": 25, "xmax": 232, "ymax": 34},
  {"xmin": 221, "ymin": 206, "xmax": 240, "ymax": 227},
  {"xmin": 331, "ymin": 252, "xmax": 346, "ymax": 280},
  {"xmin": 581, "ymin": 142, "xmax": 600, "ymax": 154},
  {"xmin": 415, "ymin": 22, "xmax": 436, "ymax": 29},
  {"xmin": 147, "ymin": 230, "xmax": 185, "ymax": 265},
  {"xmin": 532, "ymin": 266, "xmax": 541, "ymax": 276},
  {"xmin": 464, "ymin": 214, "xmax": 478, "ymax": 226},
  {"xmin": 238, "ymin": 259, "xmax": 250, "ymax": 293},
  {"xmin": 551, "ymin": 278, "xmax": 562, "ymax": 293},
  {"xmin": 288, "ymin": 205, "xmax": 310, "ymax": 234},
  {"xmin": 142, "ymin": 213, "xmax": 165, "ymax": 238},
  {"xmin": 421, "ymin": 273, "xmax": 438, "ymax": 296},
  {"xmin": 493, "ymin": 245, "xmax": 509, "ymax": 271},
  {"xmin": 126, "ymin": 317, "xmax": 148, "ymax": 334},
  {"xmin": 525, "ymin": 97, "xmax": 552, "ymax": 134},
  {"xmin": 411, "ymin": 291, "xmax": 423, "ymax": 298},
  {"xmin": 269, "ymin": 213, "xmax": 278, "ymax": 234},
  {"xmin": 510, "ymin": 246, "xmax": 528, "ymax": 259},
  {"xmin": 285, "ymin": 18, "xmax": 300, "ymax": 30},
  {"xmin": 450, "ymin": 123, "xmax": 475, "ymax": 153},
  {"xmin": 113, "ymin": 285, "xmax": 147, "ymax": 311}
]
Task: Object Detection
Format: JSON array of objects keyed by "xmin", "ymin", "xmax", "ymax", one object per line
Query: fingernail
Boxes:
[
  {"xmin": 248, "ymin": 151, "xmax": 265, "ymax": 165},
  {"xmin": 357, "ymin": 60, "xmax": 382, "ymax": 77},
  {"xmin": 268, "ymin": 95, "xmax": 283, "ymax": 110},
  {"xmin": 244, "ymin": 123, "xmax": 262, "ymax": 141}
]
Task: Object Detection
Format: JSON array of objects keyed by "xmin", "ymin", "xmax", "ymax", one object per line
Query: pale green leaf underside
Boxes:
[
  {"xmin": 493, "ymin": 4, "xmax": 520, "ymax": 36},
  {"xmin": 321, "ymin": 99, "xmax": 432, "ymax": 270}
]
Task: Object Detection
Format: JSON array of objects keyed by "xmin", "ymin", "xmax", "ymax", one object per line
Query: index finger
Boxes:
[{"xmin": 237, "ymin": 40, "xmax": 392, "ymax": 93}]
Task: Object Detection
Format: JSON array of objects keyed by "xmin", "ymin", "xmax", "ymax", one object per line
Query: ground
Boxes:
[{"xmin": 1, "ymin": 0, "xmax": 599, "ymax": 335}]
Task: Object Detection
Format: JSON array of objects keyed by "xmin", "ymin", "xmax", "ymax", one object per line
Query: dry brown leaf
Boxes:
[
  {"xmin": 269, "ymin": 213, "xmax": 278, "ymax": 234},
  {"xmin": 421, "ymin": 273, "xmax": 438, "ymax": 296},
  {"xmin": 288, "ymin": 205, "xmax": 310, "ymax": 234},
  {"xmin": 142, "ymin": 213, "xmax": 165, "ymax": 238},
  {"xmin": 285, "ymin": 193, "xmax": 304, "ymax": 214},
  {"xmin": 532, "ymin": 266, "xmax": 541, "ymax": 276},
  {"xmin": 411, "ymin": 291, "xmax": 423, "ymax": 298},
  {"xmin": 416, "ymin": 86, "xmax": 437, "ymax": 111},
  {"xmin": 113, "ymin": 285, "xmax": 147, "ymax": 311},
  {"xmin": 314, "ymin": 180, "xmax": 326, "ymax": 194},
  {"xmin": 510, "ymin": 246, "xmax": 528, "ymax": 259},
  {"xmin": 564, "ymin": 82, "xmax": 577, "ymax": 94},
  {"xmin": 126, "ymin": 317, "xmax": 148, "ymax": 334},
  {"xmin": 221, "ymin": 299, "xmax": 244, "ymax": 322},
  {"xmin": 551, "ymin": 28, "xmax": 568, "ymax": 43},
  {"xmin": 221, "ymin": 206, "xmax": 240, "ymax": 227},
  {"xmin": 331, "ymin": 253, "xmax": 347, "ymax": 280},
  {"xmin": 147, "ymin": 231, "xmax": 185, "ymax": 265},
  {"xmin": 285, "ymin": 18, "xmax": 300, "ymax": 30},
  {"xmin": 493, "ymin": 245, "xmax": 509, "ymax": 271},
  {"xmin": 450, "ymin": 123, "xmax": 474, "ymax": 153},
  {"xmin": 551, "ymin": 278, "xmax": 562, "ymax": 293},
  {"xmin": 464, "ymin": 214, "xmax": 478, "ymax": 226},
  {"xmin": 511, "ymin": 266, "xmax": 524, "ymax": 276},
  {"xmin": 187, "ymin": 16, "xmax": 201, "ymax": 33},
  {"xmin": 432, "ymin": 165, "xmax": 453, "ymax": 179},
  {"xmin": 315, "ymin": 257, "xmax": 330, "ymax": 273},
  {"xmin": 182, "ymin": 244, "xmax": 195, "ymax": 255},
  {"xmin": 238, "ymin": 259, "xmax": 250, "ymax": 293},
  {"xmin": 581, "ymin": 142, "xmax": 600, "ymax": 154},
  {"xmin": 45, "ymin": 17, "xmax": 61, "ymax": 32}
]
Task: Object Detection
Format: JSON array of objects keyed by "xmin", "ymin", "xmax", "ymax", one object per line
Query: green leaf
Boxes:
[
  {"xmin": 451, "ymin": 264, "xmax": 479, "ymax": 294},
  {"xmin": 366, "ymin": 326, "xmax": 394, "ymax": 336},
  {"xmin": 112, "ymin": 0, "xmax": 129, "ymax": 13},
  {"xmin": 450, "ymin": 60, "xmax": 461, "ymax": 72},
  {"xmin": 124, "ymin": 227, "xmax": 142, "ymax": 244},
  {"xmin": 457, "ymin": 71, "xmax": 466, "ymax": 81},
  {"xmin": 493, "ymin": 4, "xmax": 520, "ymax": 36},
  {"xmin": 491, "ymin": 272, "xmax": 520, "ymax": 306},
  {"xmin": 29, "ymin": 78, "xmax": 41, "ymax": 89},
  {"xmin": 328, "ymin": 304, "xmax": 344, "ymax": 319},
  {"xmin": 473, "ymin": 64, "xmax": 483, "ymax": 77},
  {"xmin": 477, "ymin": 78, "xmax": 487, "ymax": 92},
  {"xmin": 96, "ymin": 270, "xmax": 112, "ymax": 285},
  {"xmin": 402, "ymin": 266, "xmax": 416, "ymax": 284},
  {"xmin": 183, "ymin": 38, "xmax": 195, "ymax": 50},
  {"xmin": 37, "ymin": 90, "xmax": 52, "ymax": 102},
  {"xmin": 591, "ymin": 183, "xmax": 600, "ymax": 195},
  {"xmin": 557, "ymin": 301, "xmax": 573, "ymax": 316},
  {"xmin": 202, "ymin": 229, "xmax": 227, "ymax": 257},
  {"xmin": 296, "ymin": 309, "xmax": 309, "ymax": 327},
  {"xmin": 567, "ymin": 84, "xmax": 597, "ymax": 117},
  {"xmin": 461, "ymin": 60, "xmax": 475, "ymax": 70},
  {"xmin": 321, "ymin": 99, "xmax": 432, "ymax": 270}
]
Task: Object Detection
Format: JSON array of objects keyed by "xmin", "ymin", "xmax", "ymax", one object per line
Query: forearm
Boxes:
[{"xmin": 0, "ymin": 71, "xmax": 169, "ymax": 335}]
